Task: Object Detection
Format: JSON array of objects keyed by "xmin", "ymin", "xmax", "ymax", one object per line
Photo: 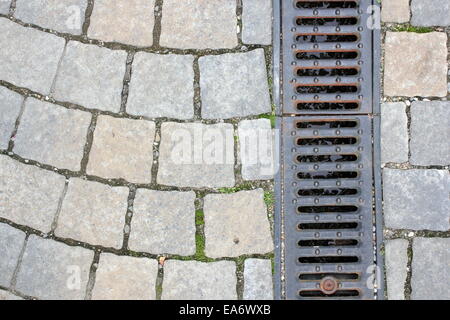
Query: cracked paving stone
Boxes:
[
  {"xmin": 157, "ymin": 122, "xmax": 235, "ymax": 188},
  {"xmin": 92, "ymin": 253, "xmax": 158, "ymax": 300},
  {"xmin": 127, "ymin": 53, "xmax": 194, "ymax": 120},
  {"xmin": 381, "ymin": 102, "xmax": 408, "ymax": 164},
  {"xmin": 410, "ymin": 101, "xmax": 450, "ymax": 166},
  {"xmin": 162, "ymin": 260, "xmax": 237, "ymax": 300},
  {"xmin": 242, "ymin": 0, "xmax": 272, "ymax": 45},
  {"xmin": 53, "ymin": 41, "xmax": 127, "ymax": 112},
  {"xmin": 384, "ymin": 32, "xmax": 448, "ymax": 97},
  {"xmin": 385, "ymin": 239, "xmax": 408, "ymax": 300},
  {"xmin": 199, "ymin": 49, "xmax": 271, "ymax": 119},
  {"xmin": 0, "ymin": 19, "xmax": 65, "ymax": 93},
  {"xmin": 15, "ymin": 0, "xmax": 88, "ymax": 34},
  {"xmin": 15, "ymin": 235, "xmax": 93, "ymax": 300},
  {"xmin": 13, "ymin": 98, "xmax": 91, "ymax": 171},
  {"xmin": 0, "ymin": 87, "xmax": 24, "ymax": 150},
  {"xmin": 411, "ymin": 0, "xmax": 450, "ymax": 26},
  {"xmin": 381, "ymin": 0, "xmax": 410, "ymax": 23},
  {"xmin": 86, "ymin": 116, "xmax": 155, "ymax": 184},
  {"xmin": 244, "ymin": 259, "xmax": 273, "ymax": 300},
  {"xmin": 128, "ymin": 190, "xmax": 196, "ymax": 256},
  {"xmin": 88, "ymin": 0, "xmax": 155, "ymax": 47},
  {"xmin": 0, "ymin": 224, "xmax": 26, "ymax": 287},
  {"xmin": 383, "ymin": 169, "xmax": 450, "ymax": 231},
  {"xmin": 412, "ymin": 238, "xmax": 450, "ymax": 300},
  {"xmin": 238, "ymin": 119, "xmax": 275, "ymax": 180},
  {"xmin": 160, "ymin": 0, "xmax": 238, "ymax": 49},
  {"xmin": 0, "ymin": 155, "xmax": 66, "ymax": 232},
  {"xmin": 0, "ymin": 290, "xmax": 23, "ymax": 300},
  {"xmin": 55, "ymin": 178, "xmax": 128, "ymax": 249},
  {"xmin": 203, "ymin": 189, "xmax": 273, "ymax": 258}
]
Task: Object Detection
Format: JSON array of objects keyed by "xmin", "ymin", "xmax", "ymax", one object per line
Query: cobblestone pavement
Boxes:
[
  {"xmin": 0, "ymin": 0, "xmax": 275, "ymax": 300},
  {"xmin": 381, "ymin": 0, "xmax": 450, "ymax": 300}
]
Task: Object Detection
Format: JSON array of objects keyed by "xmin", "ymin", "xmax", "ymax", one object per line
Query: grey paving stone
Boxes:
[
  {"xmin": 238, "ymin": 119, "xmax": 275, "ymax": 180},
  {"xmin": 385, "ymin": 239, "xmax": 408, "ymax": 300},
  {"xmin": 243, "ymin": 259, "xmax": 273, "ymax": 300},
  {"xmin": 160, "ymin": 0, "xmax": 237, "ymax": 49},
  {"xmin": 242, "ymin": 0, "xmax": 272, "ymax": 45},
  {"xmin": 88, "ymin": 0, "xmax": 155, "ymax": 46},
  {"xmin": 383, "ymin": 169, "xmax": 450, "ymax": 231},
  {"xmin": 0, "ymin": 87, "xmax": 23, "ymax": 150},
  {"xmin": 0, "ymin": 155, "xmax": 66, "ymax": 232},
  {"xmin": 381, "ymin": 102, "xmax": 408, "ymax": 164},
  {"xmin": 86, "ymin": 116, "xmax": 155, "ymax": 183},
  {"xmin": 204, "ymin": 189, "xmax": 273, "ymax": 258},
  {"xmin": 384, "ymin": 32, "xmax": 447, "ymax": 97},
  {"xmin": 92, "ymin": 253, "xmax": 157, "ymax": 300},
  {"xmin": 15, "ymin": 0, "xmax": 88, "ymax": 34},
  {"xmin": 55, "ymin": 178, "xmax": 128, "ymax": 249},
  {"xmin": 411, "ymin": 0, "xmax": 450, "ymax": 26},
  {"xmin": 0, "ymin": 19, "xmax": 65, "ymax": 93},
  {"xmin": 0, "ymin": 224, "xmax": 26, "ymax": 287},
  {"xmin": 199, "ymin": 50, "xmax": 271, "ymax": 119},
  {"xmin": 381, "ymin": 0, "xmax": 410, "ymax": 23},
  {"xmin": 13, "ymin": 98, "xmax": 91, "ymax": 171},
  {"xmin": 162, "ymin": 260, "xmax": 237, "ymax": 300},
  {"xmin": 128, "ymin": 190, "xmax": 196, "ymax": 256},
  {"xmin": 0, "ymin": 1, "xmax": 10, "ymax": 14},
  {"xmin": 15, "ymin": 235, "xmax": 93, "ymax": 300},
  {"xmin": 127, "ymin": 53, "xmax": 194, "ymax": 119},
  {"xmin": 0, "ymin": 290, "xmax": 23, "ymax": 300},
  {"xmin": 410, "ymin": 101, "xmax": 450, "ymax": 166},
  {"xmin": 53, "ymin": 41, "xmax": 127, "ymax": 112},
  {"xmin": 412, "ymin": 238, "xmax": 450, "ymax": 300},
  {"xmin": 157, "ymin": 122, "xmax": 235, "ymax": 188}
]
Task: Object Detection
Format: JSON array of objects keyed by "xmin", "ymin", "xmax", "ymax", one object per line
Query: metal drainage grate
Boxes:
[{"xmin": 273, "ymin": 0, "xmax": 383, "ymax": 300}]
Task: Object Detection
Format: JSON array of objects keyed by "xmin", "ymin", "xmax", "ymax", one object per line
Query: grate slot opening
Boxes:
[
  {"xmin": 299, "ymin": 290, "xmax": 360, "ymax": 297},
  {"xmin": 295, "ymin": 1, "xmax": 359, "ymax": 9},
  {"xmin": 298, "ymin": 222, "xmax": 359, "ymax": 230},
  {"xmin": 296, "ymin": 154, "xmax": 358, "ymax": 162},
  {"xmin": 296, "ymin": 34, "xmax": 359, "ymax": 43},
  {"xmin": 297, "ymin": 205, "xmax": 358, "ymax": 213},
  {"xmin": 296, "ymin": 67, "xmax": 359, "ymax": 77},
  {"xmin": 298, "ymin": 239, "xmax": 359, "ymax": 247},
  {"xmin": 297, "ymin": 171, "xmax": 358, "ymax": 179},
  {"xmin": 296, "ymin": 137, "xmax": 358, "ymax": 145},
  {"xmin": 297, "ymin": 102, "xmax": 360, "ymax": 110},
  {"xmin": 296, "ymin": 50, "xmax": 359, "ymax": 60},
  {"xmin": 296, "ymin": 17, "xmax": 359, "ymax": 26},
  {"xmin": 297, "ymin": 188, "xmax": 359, "ymax": 196},
  {"xmin": 296, "ymin": 120, "xmax": 358, "ymax": 128},
  {"xmin": 296, "ymin": 85, "xmax": 358, "ymax": 94},
  {"xmin": 299, "ymin": 272, "xmax": 359, "ymax": 280},
  {"xmin": 298, "ymin": 256, "xmax": 359, "ymax": 263}
]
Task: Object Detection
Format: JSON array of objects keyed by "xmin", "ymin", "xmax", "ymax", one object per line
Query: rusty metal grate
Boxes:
[{"xmin": 273, "ymin": 0, "xmax": 383, "ymax": 300}]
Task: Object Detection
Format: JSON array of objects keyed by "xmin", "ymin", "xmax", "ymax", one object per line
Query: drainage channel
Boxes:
[{"xmin": 273, "ymin": 0, "xmax": 384, "ymax": 300}]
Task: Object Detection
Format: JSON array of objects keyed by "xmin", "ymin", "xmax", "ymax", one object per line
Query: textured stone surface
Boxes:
[
  {"xmin": 13, "ymin": 98, "xmax": 91, "ymax": 171},
  {"xmin": 410, "ymin": 101, "xmax": 450, "ymax": 166},
  {"xmin": 0, "ymin": 224, "xmax": 26, "ymax": 287},
  {"xmin": 157, "ymin": 122, "xmax": 235, "ymax": 188},
  {"xmin": 0, "ymin": 87, "xmax": 23, "ymax": 149},
  {"xmin": 92, "ymin": 253, "xmax": 157, "ymax": 300},
  {"xmin": 86, "ymin": 116, "xmax": 155, "ymax": 183},
  {"xmin": 0, "ymin": 155, "xmax": 66, "ymax": 232},
  {"xmin": 243, "ymin": 259, "xmax": 273, "ymax": 300},
  {"xmin": 411, "ymin": 0, "xmax": 450, "ymax": 26},
  {"xmin": 15, "ymin": 235, "xmax": 93, "ymax": 300},
  {"xmin": 199, "ymin": 50, "xmax": 271, "ymax": 119},
  {"xmin": 15, "ymin": 0, "xmax": 88, "ymax": 34},
  {"xmin": 384, "ymin": 32, "xmax": 447, "ymax": 97},
  {"xmin": 0, "ymin": 1, "xmax": 10, "ymax": 14},
  {"xmin": 160, "ymin": 0, "xmax": 237, "ymax": 49},
  {"xmin": 204, "ymin": 189, "xmax": 273, "ymax": 258},
  {"xmin": 0, "ymin": 19, "xmax": 65, "ymax": 93},
  {"xmin": 88, "ymin": 0, "xmax": 155, "ymax": 46},
  {"xmin": 53, "ymin": 41, "xmax": 127, "ymax": 112},
  {"xmin": 238, "ymin": 119, "xmax": 275, "ymax": 180},
  {"xmin": 162, "ymin": 260, "xmax": 237, "ymax": 300},
  {"xmin": 0, "ymin": 290, "xmax": 23, "ymax": 300},
  {"xmin": 412, "ymin": 238, "xmax": 450, "ymax": 300},
  {"xmin": 55, "ymin": 178, "xmax": 128, "ymax": 249},
  {"xmin": 385, "ymin": 239, "xmax": 408, "ymax": 300},
  {"xmin": 242, "ymin": 0, "xmax": 272, "ymax": 45},
  {"xmin": 129, "ymin": 190, "xmax": 196, "ymax": 255},
  {"xmin": 383, "ymin": 169, "xmax": 450, "ymax": 231},
  {"xmin": 381, "ymin": 0, "xmax": 410, "ymax": 23},
  {"xmin": 127, "ymin": 53, "xmax": 194, "ymax": 119},
  {"xmin": 381, "ymin": 102, "xmax": 408, "ymax": 164}
]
